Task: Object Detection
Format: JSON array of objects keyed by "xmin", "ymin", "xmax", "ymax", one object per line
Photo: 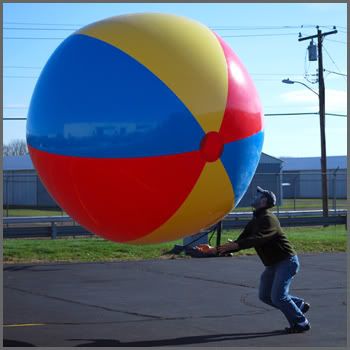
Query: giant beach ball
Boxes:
[{"xmin": 27, "ymin": 13, "xmax": 264, "ymax": 244}]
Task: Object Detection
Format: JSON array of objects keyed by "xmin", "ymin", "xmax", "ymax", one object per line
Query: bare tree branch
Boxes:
[{"xmin": 3, "ymin": 139, "xmax": 29, "ymax": 156}]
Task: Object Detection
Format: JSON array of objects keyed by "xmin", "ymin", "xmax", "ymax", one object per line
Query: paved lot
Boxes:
[{"xmin": 3, "ymin": 253, "xmax": 347, "ymax": 347}]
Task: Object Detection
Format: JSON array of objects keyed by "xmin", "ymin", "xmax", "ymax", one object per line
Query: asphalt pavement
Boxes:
[{"xmin": 3, "ymin": 253, "xmax": 347, "ymax": 347}]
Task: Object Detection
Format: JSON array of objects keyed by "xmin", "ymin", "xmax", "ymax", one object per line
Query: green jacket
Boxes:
[{"xmin": 234, "ymin": 208, "xmax": 296, "ymax": 266}]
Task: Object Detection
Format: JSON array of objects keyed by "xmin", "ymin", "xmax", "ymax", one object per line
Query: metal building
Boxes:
[
  {"xmin": 281, "ymin": 156, "xmax": 347, "ymax": 199},
  {"xmin": 237, "ymin": 153, "xmax": 283, "ymax": 207},
  {"xmin": 3, "ymin": 155, "xmax": 58, "ymax": 208}
]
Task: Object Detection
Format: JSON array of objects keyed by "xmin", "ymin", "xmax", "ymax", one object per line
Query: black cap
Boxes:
[{"xmin": 257, "ymin": 186, "xmax": 276, "ymax": 207}]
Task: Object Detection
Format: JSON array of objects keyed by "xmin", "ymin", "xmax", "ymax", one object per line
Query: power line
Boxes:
[
  {"xmin": 5, "ymin": 112, "xmax": 346, "ymax": 121},
  {"xmin": 265, "ymin": 112, "xmax": 316, "ymax": 116},
  {"xmin": 3, "ymin": 21, "xmax": 84, "ymax": 26},
  {"xmin": 3, "ymin": 72, "xmax": 344, "ymax": 82},
  {"xmin": 4, "ymin": 37, "xmax": 65, "ymax": 40},
  {"xmin": 250, "ymin": 73, "xmax": 304, "ymax": 76},
  {"xmin": 214, "ymin": 24, "xmax": 346, "ymax": 33},
  {"xmin": 3, "ymin": 106, "xmax": 28, "ymax": 109},
  {"xmin": 324, "ymin": 69, "xmax": 347, "ymax": 77},
  {"xmin": 264, "ymin": 105, "xmax": 318, "ymax": 109},
  {"xmin": 3, "ymin": 67, "xmax": 306, "ymax": 76},
  {"xmin": 4, "ymin": 75, "xmax": 38, "ymax": 78},
  {"xmin": 2, "ymin": 75, "xmax": 300, "ymax": 81},
  {"xmin": 265, "ymin": 112, "xmax": 346, "ymax": 117},
  {"xmin": 4, "ymin": 32, "xmax": 302, "ymax": 40},
  {"xmin": 4, "ymin": 65, "xmax": 307, "ymax": 76},
  {"xmin": 253, "ymin": 79, "xmax": 288, "ymax": 81},
  {"xmin": 4, "ymin": 66, "xmax": 303, "ymax": 80},
  {"xmin": 3, "ymin": 26, "xmax": 344, "ymax": 41},
  {"xmin": 323, "ymin": 44, "xmax": 344, "ymax": 71},
  {"xmin": 221, "ymin": 32, "xmax": 299, "ymax": 38},
  {"xmin": 7, "ymin": 26, "xmax": 301, "ymax": 31},
  {"xmin": 4, "ymin": 27, "xmax": 77, "ymax": 31},
  {"xmin": 322, "ymin": 44, "xmax": 347, "ymax": 82},
  {"xmin": 4, "ymin": 66, "xmax": 42, "ymax": 69},
  {"xmin": 325, "ymin": 38, "xmax": 347, "ymax": 44},
  {"xmin": 211, "ymin": 25, "xmax": 309, "ymax": 30},
  {"xmin": 326, "ymin": 113, "xmax": 347, "ymax": 117},
  {"xmin": 4, "ymin": 21, "xmax": 346, "ymax": 29},
  {"xmin": 3, "ymin": 117, "xmax": 28, "ymax": 120}
]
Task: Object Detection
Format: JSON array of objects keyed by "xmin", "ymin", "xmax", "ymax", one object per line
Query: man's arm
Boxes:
[
  {"xmin": 216, "ymin": 221, "xmax": 253, "ymax": 255},
  {"xmin": 235, "ymin": 215, "xmax": 278, "ymax": 250},
  {"xmin": 234, "ymin": 220, "xmax": 253, "ymax": 241}
]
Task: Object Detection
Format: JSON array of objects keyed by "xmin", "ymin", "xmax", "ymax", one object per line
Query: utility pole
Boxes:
[{"xmin": 298, "ymin": 26, "xmax": 337, "ymax": 217}]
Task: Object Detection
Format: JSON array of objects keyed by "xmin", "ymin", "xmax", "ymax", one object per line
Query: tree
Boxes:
[{"xmin": 3, "ymin": 139, "xmax": 29, "ymax": 156}]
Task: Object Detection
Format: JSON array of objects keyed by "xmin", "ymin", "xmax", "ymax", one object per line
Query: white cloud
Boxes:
[
  {"xmin": 280, "ymin": 89, "xmax": 347, "ymax": 114},
  {"xmin": 325, "ymin": 89, "xmax": 347, "ymax": 113},
  {"xmin": 281, "ymin": 89, "xmax": 318, "ymax": 103}
]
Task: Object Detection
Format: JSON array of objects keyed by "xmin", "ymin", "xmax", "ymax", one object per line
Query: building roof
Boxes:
[
  {"xmin": 260, "ymin": 152, "xmax": 282, "ymax": 164},
  {"xmin": 3, "ymin": 154, "xmax": 34, "ymax": 171},
  {"xmin": 281, "ymin": 156, "xmax": 347, "ymax": 171}
]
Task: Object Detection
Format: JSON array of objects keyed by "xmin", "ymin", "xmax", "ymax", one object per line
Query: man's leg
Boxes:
[
  {"xmin": 270, "ymin": 256, "xmax": 309, "ymax": 328},
  {"xmin": 258, "ymin": 266, "xmax": 277, "ymax": 308},
  {"xmin": 291, "ymin": 296, "xmax": 305, "ymax": 310},
  {"xmin": 289, "ymin": 259, "xmax": 308, "ymax": 312}
]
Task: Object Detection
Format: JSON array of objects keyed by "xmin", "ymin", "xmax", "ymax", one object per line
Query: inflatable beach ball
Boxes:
[{"xmin": 27, "ymin": 13, "xmax": 264, "ymax": 244}]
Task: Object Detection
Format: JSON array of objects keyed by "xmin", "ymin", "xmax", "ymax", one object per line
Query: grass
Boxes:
[
  {"xmin": 3, "ymin": 208, "xmax": 65, "ymax": 217},
  {"xmin": 3, "ymin": 237, "xmax": 183, "ymax": 264},
  {"xmin": 3, "ymin": 226, "xmax": 347, "ymax": 264},
  {"xmin": 220, "ymin": 226, "xmax": 347, "ymax": 255},
  {"xmin": 234, "ymin": 198, "xmax": 348, "ymax": 212},
  {"xmin": 279, "ymin": 198, "xmax": 348, "ymax": 211}
]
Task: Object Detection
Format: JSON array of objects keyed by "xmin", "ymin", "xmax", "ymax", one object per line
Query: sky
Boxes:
[{"xmin": 3, "ymin": 2, "xmax": 347, "ymax": 158}]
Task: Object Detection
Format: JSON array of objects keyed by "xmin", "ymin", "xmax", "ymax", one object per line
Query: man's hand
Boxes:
[
  {"xmin": 194, "ymin": 244, "xmax": 217, "ymax": 255},
  {"xmin": 217, "ymin": 241, "xmax": 239, "ymax": 255}
]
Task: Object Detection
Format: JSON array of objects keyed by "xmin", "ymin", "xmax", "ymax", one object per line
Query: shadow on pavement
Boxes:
[
  {"xmin": 71, "ymin": 330, "xmax": 287, "ymax": 347},
  {"xmin": 4, "ymin": 339, "xmax": 35, "ymax": 347}
]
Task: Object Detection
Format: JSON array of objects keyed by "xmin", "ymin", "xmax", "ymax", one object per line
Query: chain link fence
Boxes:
[
  {"xmin": 3, "ymin": 171, "xmax": 347, "ymax": 217},
  {"xmin": 280, "ymin": 170, "xmax": 347, "ymax": 212},
  {"xmin": 3, "ymin": 173, "xmax": 62, "ymax": 217}
]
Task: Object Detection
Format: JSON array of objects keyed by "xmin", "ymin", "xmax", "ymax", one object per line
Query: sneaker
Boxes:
[
  {"xmin": 285, "ymin": 322, "xmax": 311, "ymax": 334},
  {"xmin": 301, "ymin": 302, "xmax": 310, "ymax": 314}
]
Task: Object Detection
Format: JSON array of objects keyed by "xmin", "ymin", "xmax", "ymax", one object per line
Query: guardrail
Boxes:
[
  {"xmin": 3, "ymin": 216, "xmax": 91, "ymax": 239},
  {"xmin": 224, "ymin": 209, "xmax": 347, "ymax": 229},
  {"xmin": 224, "ymin": 214, "xmax": 347, "ymax": 229},
  {"xmin": 3, "ymin": 209, "xmax": 347, "ymax": 239},
  {"xmin": 227, "ymin": 209, "xmax": 347, "ymax": 218}
]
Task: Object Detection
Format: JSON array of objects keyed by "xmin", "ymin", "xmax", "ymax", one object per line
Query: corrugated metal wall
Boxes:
[
  {"xmin": 36, "ymin": 177, "xmax": 59, "ymax": 207},
  {"xmin": 3, "ymin": 170, "xmax": 59, "ymax": 208},
  {"xmin": 3, "ymin": 171, "xmax": 37, "ymax": 206}
]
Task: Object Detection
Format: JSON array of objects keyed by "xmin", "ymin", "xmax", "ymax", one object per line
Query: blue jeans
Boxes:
[{"xmin": 259, "ymin": 255, "xmax": 307, "ymax": 326}]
